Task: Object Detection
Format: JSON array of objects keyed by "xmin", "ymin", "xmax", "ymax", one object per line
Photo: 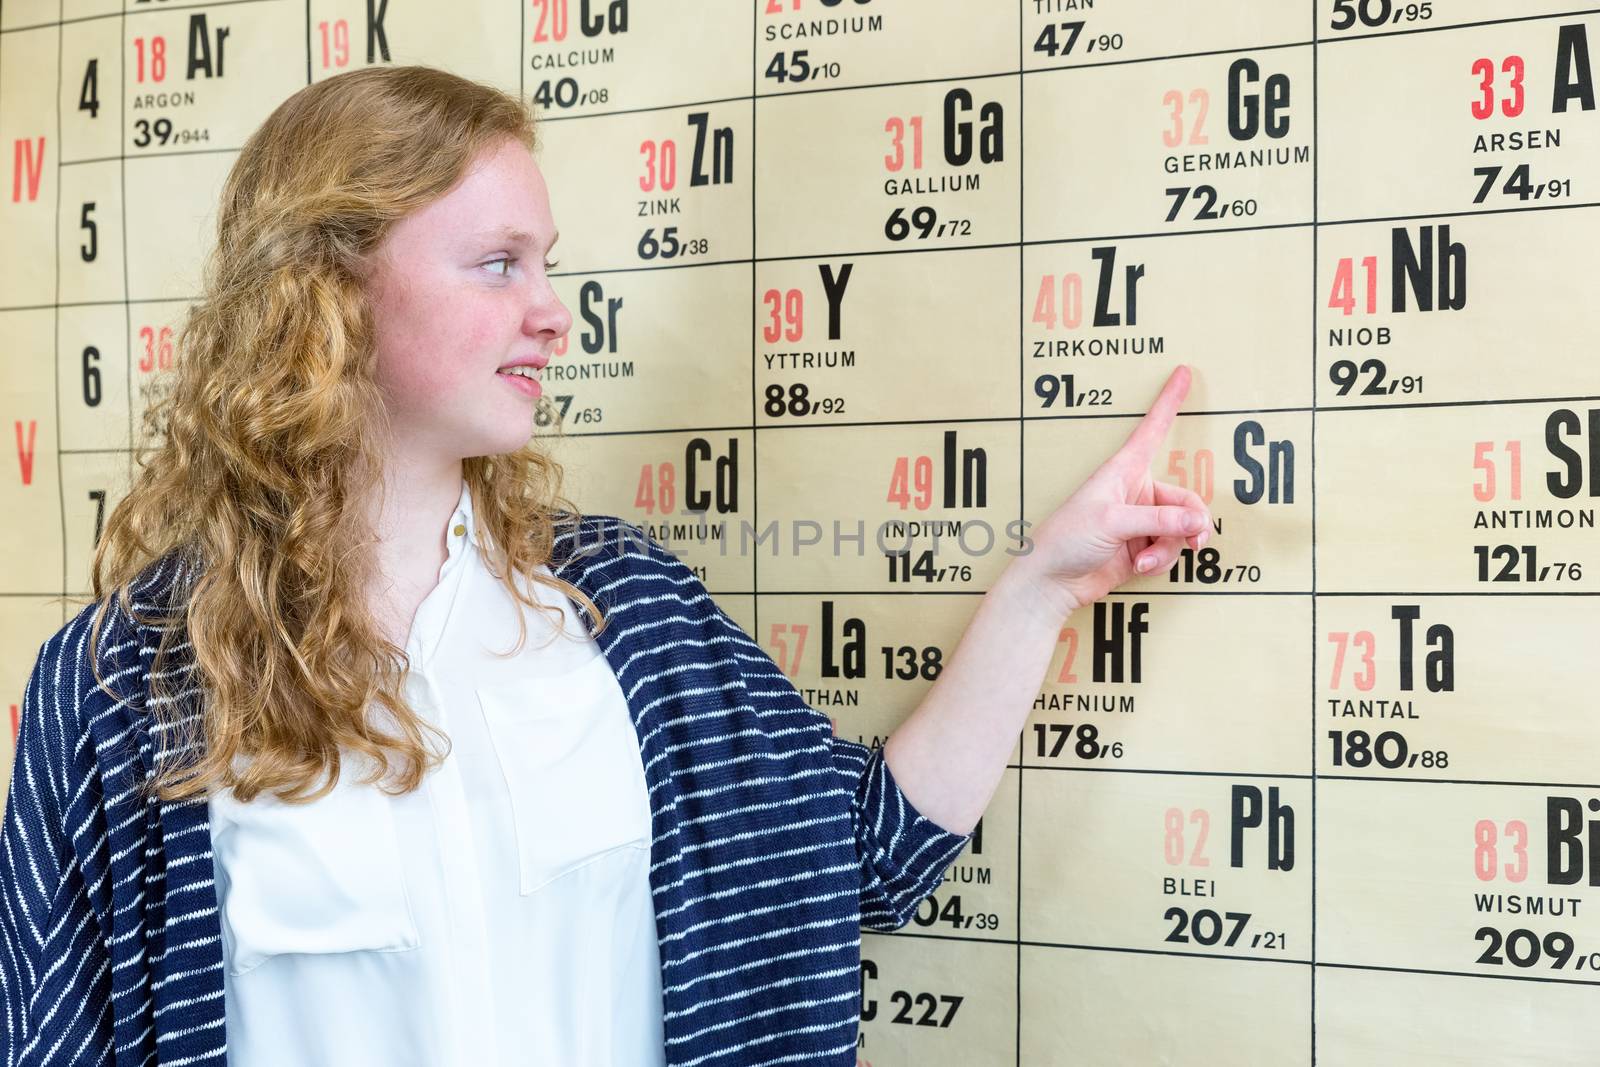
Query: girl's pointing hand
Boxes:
[{"xmin": 1009, "ymin": 364, "xmax": 1213, "ymax": 621}]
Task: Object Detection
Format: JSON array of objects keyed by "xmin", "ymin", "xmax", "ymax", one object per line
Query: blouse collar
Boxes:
[{"xmin": 449, "ymin": 477, "xmax": 480, "ymax": 552}]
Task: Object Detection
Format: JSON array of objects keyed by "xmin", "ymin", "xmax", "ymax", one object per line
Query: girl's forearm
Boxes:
[{"xmin": 881, "ymin": 562, "xmax": 1075, "ymax": 837}]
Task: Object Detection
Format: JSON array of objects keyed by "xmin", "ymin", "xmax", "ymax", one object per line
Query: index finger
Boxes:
[{"xmin": 1116, "ymin": 364, "xmax": 1192, "ymax": 466}]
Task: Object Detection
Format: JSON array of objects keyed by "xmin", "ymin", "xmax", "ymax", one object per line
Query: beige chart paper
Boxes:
[{"xmin": 3, "ymin": 2, "xmax": 1599, "ymax": 1063}]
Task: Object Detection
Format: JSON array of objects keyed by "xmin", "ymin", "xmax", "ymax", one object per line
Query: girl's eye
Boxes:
[{"xmin": 484, "ymin": 257, "xmax": 559, "ymax": 276}]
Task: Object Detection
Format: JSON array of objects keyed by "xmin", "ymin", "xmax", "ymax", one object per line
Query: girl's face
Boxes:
[{"xmin": 364, "ymin": 136, "xmax": 571, "ymax": 465}]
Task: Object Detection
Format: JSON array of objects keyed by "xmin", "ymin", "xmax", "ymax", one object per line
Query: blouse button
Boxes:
[{"xmin": 453, "ymin": 523, "xmax": 466, "ymax": 537}]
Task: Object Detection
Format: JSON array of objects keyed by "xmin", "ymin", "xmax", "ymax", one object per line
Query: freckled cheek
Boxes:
[{"xmin": 375, "ymin": 290, "xmax": 501, "ymax": 399}]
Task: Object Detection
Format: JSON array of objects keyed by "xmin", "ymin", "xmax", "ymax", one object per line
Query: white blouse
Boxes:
[{"xmin": 207, "ymin": 479, "xmax": 666, "ymax": 1066}]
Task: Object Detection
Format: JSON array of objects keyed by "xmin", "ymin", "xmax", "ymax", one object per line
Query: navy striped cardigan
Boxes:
[{"xmin": 0, "ymin": 515, "xmax": 973, "ymax": 1065}]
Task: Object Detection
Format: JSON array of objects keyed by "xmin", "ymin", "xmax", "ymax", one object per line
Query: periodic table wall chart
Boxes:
[{"xmin": 2, "ymin": 1, "xmax": 1598, "ymax": 1063}]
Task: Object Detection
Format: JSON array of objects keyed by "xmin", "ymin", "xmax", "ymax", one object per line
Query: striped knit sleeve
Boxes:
[
  {"xmin": 0, "ymin": 633, "xmax": 74, "ymax": 1065},
  {"xmin": 826, "ymin": 734, "xmax": 973, "ymax": 932},
  {"xmin": 625, "ymin": 527, "xmax": 974, "ymax": 933}
]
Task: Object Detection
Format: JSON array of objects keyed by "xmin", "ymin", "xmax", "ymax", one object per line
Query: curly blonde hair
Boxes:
[{"xmin": 82, "ymin": 65, "xmax": 605, "ymax": 807}]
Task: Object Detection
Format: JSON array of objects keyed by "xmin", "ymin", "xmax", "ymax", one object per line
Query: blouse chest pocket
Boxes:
[
  {"xmin": 208, "ymin": 760, "xmax": 421, "ymax": 977},
  {"xmin": 475, "ymin": 653, "xmax": 654, "ymax": 895}
]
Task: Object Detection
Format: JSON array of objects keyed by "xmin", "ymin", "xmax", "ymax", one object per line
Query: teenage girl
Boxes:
[{"xmin": 0, "ymin": 64, "xmax": 1210, "ymax": 1066}]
